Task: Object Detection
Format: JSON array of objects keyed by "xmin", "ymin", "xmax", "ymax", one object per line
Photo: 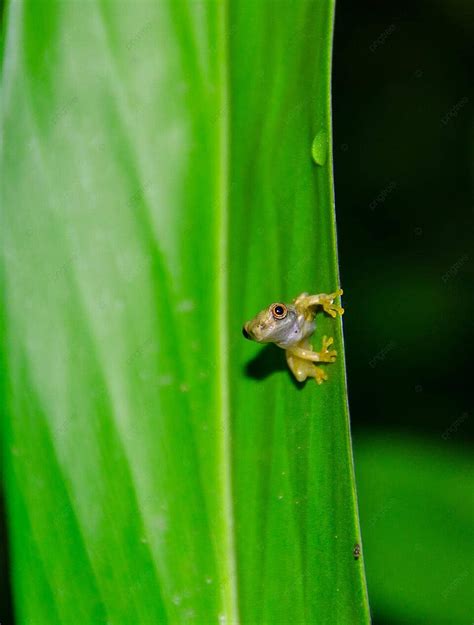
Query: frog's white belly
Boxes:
[{"xmin": 276, "ymin": 316, "xmax": 315, "ymax": 349}]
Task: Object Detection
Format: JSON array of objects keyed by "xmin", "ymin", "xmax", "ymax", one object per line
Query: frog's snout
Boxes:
[
  {"xmin": 242, "ymin": 324, "xmax": 251, "ymax": 340},
  {"xmin": 243, "ymin": 321, "xmax": 268, "ymax": 342}
]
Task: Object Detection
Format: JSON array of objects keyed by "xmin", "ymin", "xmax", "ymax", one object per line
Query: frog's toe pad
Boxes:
[{"xmin": 313, "ymin": 367, "xmax": 328, "ymax": 384}]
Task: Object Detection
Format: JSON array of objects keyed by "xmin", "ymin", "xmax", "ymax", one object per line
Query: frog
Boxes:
[{"xmin": 242, "ymin": 289, "xmax": 344, "ymax": 384}]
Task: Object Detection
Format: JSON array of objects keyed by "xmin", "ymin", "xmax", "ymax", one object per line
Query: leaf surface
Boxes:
[{"xmin": 1, "ymin": 1, "xmax": 369, "ymax": 623}]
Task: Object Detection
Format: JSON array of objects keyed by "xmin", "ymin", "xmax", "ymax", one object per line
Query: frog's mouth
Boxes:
[{"xmin": 242, "ymin": 323, "xmax": 272, "ymax": 343}]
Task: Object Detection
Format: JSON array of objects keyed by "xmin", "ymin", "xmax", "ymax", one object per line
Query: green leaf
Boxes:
[
  {"xmin": 356, "ymin": 433, "xmax": 474, "ymax": 625},
  {"xmin": 1, "ymin": 1, "xmax": 369, "ymax": 623}
]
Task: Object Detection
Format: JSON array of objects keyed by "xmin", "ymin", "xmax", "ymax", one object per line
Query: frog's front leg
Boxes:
[
  {"xmin": 286, "ymin": 349, "xmax": 328, "ymax": 384},
  {"xmin": 285, "ymin": 350, "xmax": 328, "ymax": 384},
  {"xmin": 287, "ymin": 336, "xmax": 337, "ymax": 363},
  {"xmin": 285, "ymin": 336, "xmax": 336, "ymax": 384},
  {"xmin": 294, "ymin": 289, "xmax": 344, "ymax": 319}
]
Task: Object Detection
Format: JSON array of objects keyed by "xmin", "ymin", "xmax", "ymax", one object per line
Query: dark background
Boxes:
[{"xmin": 333, "ymin": 1, "xmax": 473, "ymax": 623}]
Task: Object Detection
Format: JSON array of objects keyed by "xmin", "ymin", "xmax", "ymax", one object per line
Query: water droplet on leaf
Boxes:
[{"xmin": 312, "ymin": 129, "xmax": 328, "ymax": 166}]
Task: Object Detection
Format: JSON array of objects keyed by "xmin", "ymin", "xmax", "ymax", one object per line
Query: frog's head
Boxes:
[{"xmin": 242, "ymin": 302, "xmax": 301, "ymax": 347}]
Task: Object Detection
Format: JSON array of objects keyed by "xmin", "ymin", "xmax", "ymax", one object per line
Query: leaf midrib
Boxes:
[{"xmin": 216, "ymin": 1, "xmax": 239, "ymax": 623}]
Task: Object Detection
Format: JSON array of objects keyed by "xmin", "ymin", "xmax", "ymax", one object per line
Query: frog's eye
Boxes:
[{"xmin": 271, "ymin": 303, "xmax": 288, "ymax": 320}]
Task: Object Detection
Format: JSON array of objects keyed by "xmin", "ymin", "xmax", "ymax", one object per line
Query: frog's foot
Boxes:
[
  {"xmin": 312, "ymin": 366, "xmax": 328, "ymax": 385},
  {"xmin": 320, "ymin": 289, "xmax": 344, "ymax": 318},
  {"xmin": 294, "ymin": 289, "xmax": 344, "ymax": 319},
  {"xmin": 318, "ymin": 335, "xmax": 337, "ymax": 362}
]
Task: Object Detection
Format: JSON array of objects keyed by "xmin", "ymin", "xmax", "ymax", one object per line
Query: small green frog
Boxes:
[{"xmin": 242, "ymin": 290, "xmax": 344, "ymax": 384}]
